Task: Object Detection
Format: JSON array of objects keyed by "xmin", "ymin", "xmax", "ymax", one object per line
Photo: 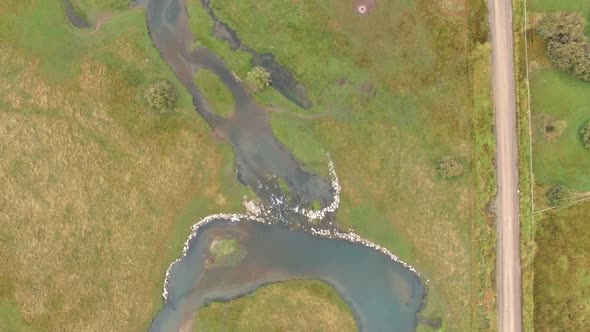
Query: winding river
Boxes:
[{"xmin": 65, "ymin": 0, "xmax": 427, "ymax": 330}]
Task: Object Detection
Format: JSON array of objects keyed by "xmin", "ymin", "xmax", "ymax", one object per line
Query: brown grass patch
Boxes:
[{"xmin": 0, "ymin": 43, "xmax": 242, "ymax": 331}]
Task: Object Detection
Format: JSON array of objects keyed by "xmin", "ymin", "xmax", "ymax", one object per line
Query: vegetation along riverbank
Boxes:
[
  {"xmin": 0, "ymin": 0, "xmax": 498, "ymax": 330},
  {"xmin": 187, "ymin": 0, "xmax": 497, "ymax": 329}
]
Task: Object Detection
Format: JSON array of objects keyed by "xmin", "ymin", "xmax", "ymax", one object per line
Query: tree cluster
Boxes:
[
  {"xmin": 537, "ymin": 12, "xmax": 590, "ymax": 81},
  {"xmin": 144, "ymin": 80, "xmax": 176, "ymax": 111},
  {"xmin": 246, "ymin": 66, "xmax": 271, "ymax": 91}
]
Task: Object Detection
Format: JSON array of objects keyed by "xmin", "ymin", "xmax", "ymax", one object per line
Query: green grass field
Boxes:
[
  {"xmin": 195, "ymin": 280, "xmax": 357, "ymax": 332},
  {"xmin": 530, "ymin": 69, "xmax": 590, "ymax": 192},
  {"xmin": 190, "ymin": 0, "xmax": 497, "ymax": 329},
  {"xmin": 533, "ymin": 201, "xmax": 590, "ymax": 331},
  {"xmin": 529, "ymin": 0, "xmax": 590, "ymax": 15},
  {"xmin": 194, "ymin": 69, "xmax": 235, "ymax": 118},
  {"xmin": 525, "ymin": 2, "xmax": 590, "ymax": 330},
  {"xmin": 0, "ymin": 1, "xmax": 251, "ymax": 330}
]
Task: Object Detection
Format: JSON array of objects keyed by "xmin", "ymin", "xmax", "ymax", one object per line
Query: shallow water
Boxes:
[
  {"xmin": 151, "ymin": 220, "xmax": 425, "ymax": 332},
  {"xmin": 200, "ymin": 0, "xmax": 312, "ymax": 109},
  {"xmin": 63, "ymin": 0, "xmax": 90, "ymax": 28},
  {"xmin": 65, "ymin": 0, "xmax": 427, "ymax": 330}
]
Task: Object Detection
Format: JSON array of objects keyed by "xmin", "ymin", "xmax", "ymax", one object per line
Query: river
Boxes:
[{"xmin": 65, "ymin": 0, "xmax": 427, "ymax": 330}]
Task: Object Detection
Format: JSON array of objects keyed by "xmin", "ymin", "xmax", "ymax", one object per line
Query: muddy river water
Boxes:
[{"xmin": 65, "ymin": 0, "xmax": 427, "ymax": 330}]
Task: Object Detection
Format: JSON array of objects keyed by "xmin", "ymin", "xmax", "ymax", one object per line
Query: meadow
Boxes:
[
  {"xmin": 530, "ymin": 69, "xmax": 590, "ymax": 192},
  {"xmin": 533, "ymin": 202, "xmax": 590, "ymax": 331},
  {"xmin": 0, "ymin": 0, "xmax": 498, "ymax": 331},
  {"xmin": 525, "ymin": 1, "xmax": 590, "ymax": 330},
  {"xmin": 0, "ymin": 0, "xmax": 251, "ymax": 330},
  {"xmin": 195, "ymin": 280, "xmax": 357, "ymax": 332},
  {"xmin": 189, "ymin": 0, "xmax": 497, "ymax": 329},
  {"xmin": 528, "ymin": 0, "xmax": 590, "ymax": 15}
]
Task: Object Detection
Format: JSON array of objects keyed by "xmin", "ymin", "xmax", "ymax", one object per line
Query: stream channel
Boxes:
[{"xmin": 65, "ymin": 0, "xmax": 427, "ymax": 330}]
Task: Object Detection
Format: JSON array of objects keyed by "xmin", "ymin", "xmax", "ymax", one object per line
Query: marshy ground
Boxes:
[{"xmin": 0, "ymin": 0, "xmax": 497, "ymax": 330}]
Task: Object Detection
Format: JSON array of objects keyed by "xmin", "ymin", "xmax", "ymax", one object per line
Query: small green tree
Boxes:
[
  {"xmin": 545, "ymin": 185, "xmax": 573, "ymax": 207},
  {"xmin": 536, "ymin": 12, "xmax": 590, "ymax": 81},
  {"xmin": 246, "ymin": 66, "xmax": 271, "ymax": 91},
  {"xmin": 581, "ymin": 121, "xmax": 590, "ymax": 149},
  {"xmin": 437, "ymin": 156, "xmax": 464, "ymax": 179},
  {"xmin": 144, "ymin": 80, "xmax": 176, "ymax": 111}
]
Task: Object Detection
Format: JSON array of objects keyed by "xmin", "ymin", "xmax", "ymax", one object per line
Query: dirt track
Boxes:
[{"xmin": 488, "ymin": 0, "xmax": 522, "ymax": 331}]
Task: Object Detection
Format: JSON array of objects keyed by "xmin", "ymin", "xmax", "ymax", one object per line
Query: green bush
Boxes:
[
  {"xmin": 246, "ymin": 66, "xmax": 271, "ymax": 91},
  {"xmin": 437, "ymin": 156, "xmax": 464, "ymax": 179},
  {"xmin": 581, "ymin": 121, "xmax": 590, "ymax": 149},
  {"xmin": 545, "ymin": 185, "xmax": 574, "ymax": 207},
  {"xmin": 144, "ymin": 80, "xmax": 176, "ymax": 111},
  {"xmin": 536, "ymin": 12, "xmax": 590, "ymax": 82}
]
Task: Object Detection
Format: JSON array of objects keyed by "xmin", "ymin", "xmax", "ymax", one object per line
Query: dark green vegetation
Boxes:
[
  {"xmin": 437, "ymin": 156, "xmax": 464, "ymax": 179},
  {"xmin": 525, "ymin": 1, "xmax": 590, "ymax": 330},
  {"xmin": 581, "ymin": 121, "xmax": 590, "ymax": 149},
  {"xmin": 534, "ymin": 201, "xmax": 590, "ymax": 331},
  {"xmin": 144, "ymin": 80, "xmax": 176, "ymax": 111},
  {"xmin": 245, "ymin": 66, "xmax": 271, "ymax": 92},
  {"xmin": 188, "ymin": 0, "xmax": 497, "ymax": 329},
  {"xmin": 195, "ymin": 280, "xmax": 357, "ymax": 332},
  {"xmin": 206, "ymin": 238, "xmax": 244, "ymax": 267},
  {"xmin": 536, "ymin": 12, "xmax": 590, "ymax": 82},
  {"xmin": 194, "ymin": 69, "xmax": 235, "ymax": 117},
  {"xmin": 0, "ymin": 1, "xmax": 251, "ymax": 330},
  {"xmin": 545, "ymin": 185, "xmax": 574, "ymax": 207}
]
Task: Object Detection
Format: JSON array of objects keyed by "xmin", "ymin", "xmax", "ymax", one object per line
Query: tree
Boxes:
[
  {"xmin": 144, "ymin": 80, "xmax": 176, "ymax": 111},
  {"xmin": 437, "ymin": 156, "xmax": 464, "ymax": 179},
  {"xmin": 246, "ymin": 66, "xmax": 271, "ymax": 91},
  {"xmin": 545, "ymin": 185, "xmax": 573, "ymax": 207},
  {"xmin": 536, "ymin": 12, "xmax": 590, "ymax": 82},
  {"xmin": 537, "ymin": 12, "xmax": 587, "ymax": 44},
  {"xmin": 581, "ymin": 121, "xmax": 590, "ymax": 149}
]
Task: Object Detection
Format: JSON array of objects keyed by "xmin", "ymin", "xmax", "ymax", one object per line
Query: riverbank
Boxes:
[
  {"xmin": 161, "ymin": 158, "xmax": 424, "ymax": 304},
  {"xmin": 518, "ymin": 1, "xmax": 590, "ymax": 330},
  {"xmin": 194, "ymin": 0, "xmax": 495, "ymax": 329},
  {"xmin": 0, "ymin": 1, "xmax": 251, "ymax": 330}
]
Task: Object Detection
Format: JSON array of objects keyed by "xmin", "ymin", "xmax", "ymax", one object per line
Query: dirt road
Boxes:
[{"xmin": 488, "ymin": 0, "xmax": 522, "ymax": 331}]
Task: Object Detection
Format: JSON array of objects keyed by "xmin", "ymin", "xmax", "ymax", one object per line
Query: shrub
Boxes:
[
  {"xmin": 581, "ymin": 121, "xmax": 590, "ymax": 149},
  {"xmin": 144, "ymin": 80, "xmax": 176, "ymax": 111},
  {"xmin": 545, "ymin": 120, "xmax": 567, "ymax": 141},
  {"xmin": 545, "ymin": 185, "xmax": 574, "ymax": 207},
  {"xmin": 246, "ymin": 66, "xmax": 271, "ymax": 91},
  {"xmin": 536, "ymin": 12, "xmax": 590, "ymax": 82},
  {"xmin": 537, "ymin": 12, "xmax": 587, "ymax": 44},
  {"xmin": 437, "ymin": 156, "xmax": 464, "ymax": 179}
]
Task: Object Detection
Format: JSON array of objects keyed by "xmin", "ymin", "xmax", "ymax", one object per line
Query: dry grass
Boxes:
[{"xmin": 0, "ymin": 3, "xmax": 248, "ymax": 330}]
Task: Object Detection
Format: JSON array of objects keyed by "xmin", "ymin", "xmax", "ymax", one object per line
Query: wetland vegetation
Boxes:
[{"xmin": 0, "ymin": 0, "xmax": 497, "ymax": 330}]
